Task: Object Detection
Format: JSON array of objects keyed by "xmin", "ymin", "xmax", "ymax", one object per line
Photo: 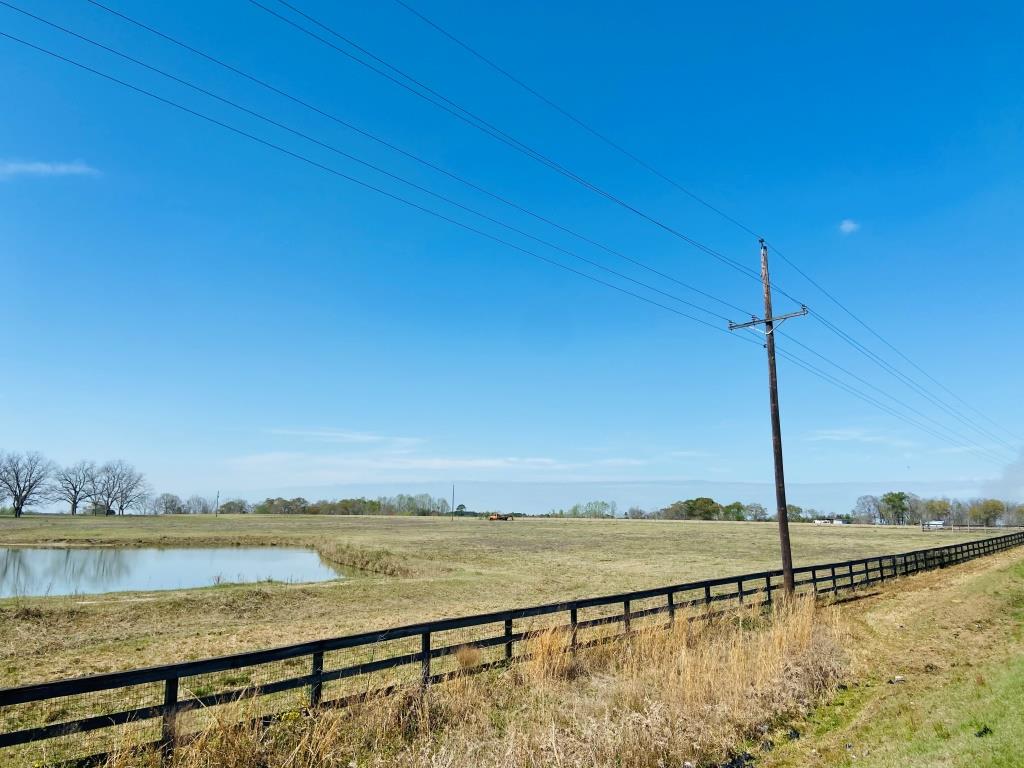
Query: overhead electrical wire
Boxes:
[
  {"xmin": 0, "ymin": 15, "xmax": 1010, "ymax": 466},
  {"xmin": 235, "ymin": 0, "xmax": 770, "ymax": 284},
  {"xmin": 776, "ymin": 330, "xmax": 1013, "ymax": 465},
  {"xmin": 98, "ymin": 0, "xmax": 1015, "ymax": 453},
  {"xmin": 1, "ymin": 2, "xmax": 743, "ymax": 325},
  {"xmin": 386, "ymin": 0, "xmax": 1023, "ymax": 451},
  {"xmin": 59, "ymin": 0, "xmax": 757, "ymax": 320},
  {"xmin": 0, "ymin": 29, "xmax": 742, "ymax": 340}
]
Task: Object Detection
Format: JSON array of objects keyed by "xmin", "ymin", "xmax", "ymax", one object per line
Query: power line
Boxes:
[
  {"xmin": 61, "ymin": 2, "xmax": 1016, "ymax": 463},
  {"xmin": 70, "ymin": 0, "xmax": 754, "ymax": 319},
  {"xmin": 3, "ymin": 26, "xmax": 1010, "ymax": 469},
  {"xmin": 241, "ymin": 0, "xmax": 769, "ymax": 284},
  {"xmin": 389, "ymin": 0, "xmax": 764, "ymax": 241},
  {"xmin": 772, "ymin": 248, "xmax": 1024, "ymax": 444},
  {"xmin": 4, "ymin": 1, "xmax": 745, "ymax": 325},
  {"xmin": 388, "ymin": 0, "xmax": 1022, "ymax": 453},
  {"xmin": 810, "ymin": 311, "xmax": 1019, "ymax": 454},
  {"xmin": 79, "ymin": 0, "xmax": 1021, "ymax": 458},
  {"xmin": 776, "ymin": 330, "xmax": 1014, "ymax": 465},
  {"xmin": 0, "ymin": 29, "xmax": 743, "ymax": 340}
]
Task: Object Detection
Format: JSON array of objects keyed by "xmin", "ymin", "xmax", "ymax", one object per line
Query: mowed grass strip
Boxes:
[
  {"xmin": 762, "ymin": 550, "xmax": 1024, "ymax": 768},
  {"xmin": 0, "ymin": 515, "xmax": 991, "ymax": 688}
]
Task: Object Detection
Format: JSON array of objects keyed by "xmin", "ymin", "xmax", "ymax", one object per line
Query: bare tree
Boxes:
[
  {"xmin": 185, "ymin": 495, "xmax": 214, "ymax": 515},
  {"xmin": 111, "ymin": 461, "xmax": 149, "ymax": 515},
  {"xmin": 89, "ymin": 461, "xmax": 148, "ymax": 515},
  {"xmin": 0, "ymin": 451, "xmax": 54, "ymax": 518},
  {"xmin": 88, "ymin": 464, "xmax": 119, "ymax": 515},
  {"xmin": 150, "ymin": 493, "xmax": 185, "ymax": 515},
  {"xmin": 50, "ymin": 461, "xmax": 96, "ymax": 515}
]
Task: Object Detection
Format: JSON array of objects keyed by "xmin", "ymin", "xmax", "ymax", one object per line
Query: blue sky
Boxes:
[{"xmin": 2, "ymin": 0, "xmax": 1022, "ymax": 514}]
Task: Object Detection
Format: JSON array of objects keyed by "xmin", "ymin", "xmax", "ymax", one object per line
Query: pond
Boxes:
[{"xmin": 0, "ymin": 547, "xmax": 348, "ymax": 598}]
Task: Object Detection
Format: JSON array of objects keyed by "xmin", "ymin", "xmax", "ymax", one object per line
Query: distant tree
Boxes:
[
  {"xmin": 217, "ymin": 498, "xmax": 251, "ymax": 515},
  {"xmin": 0, "ymin": 451, "xmax": 54, "ymax": 518},
  {"xmin": 658, "ymin": 497, "xmax": 722, "ymax": 520},
  {"xmin": 50, "ymin": 460, "xmax": 96, "ymax": 515},
  {"xmin": 252, "ymin": 497, "xmax": 310, "ymax": 515},
  {"xmin": 721, "ymin": 501, "xmax": 745, "ymax": 521},
  {"xmin": 689, "ymin": 497, "xmax": 723, "ymax": 520},
  {"xmin": 743, "ymin": 502, "xmax": 769, "ymax": 521},
  {"xmin": 185, "ymin": 495, "xmax": 215, "ymax": 515},
  {"xmin": 969, "ymin": 499, "xmax": 1004, "ymax": 527},
  {"xmin": 785, "ymin": 504, "xmax": 807, "ymax": 522},
  {"xmin": 949, "ymin": 498, "xmax": 969, "ymax": 525},
  {"xmin": 626, "ymin": 505, "xmax": 646, "ymax": 519},
  {"xmin": 88, "ymin": 465, "xmax": 118, "ymax": 515},
  {"xmin": 105, "ymin": 461, "xmax": 149, "ymax": 515},
  {"xmin": 922, "ymin": 497, "xmax": 951, "ymax": 523},
  {"xmin": 880, "ymin": 491, "xmax": 911, "ymax": 525},
  {"xmin": 852, "ymin": 495, "xmax": 880, "ymax": 524},
  {"xmin": 151, "ymin": 493, "xmax": 185, "ymax": 515},
  {"xmin": 583, "ymin": 500, "xmax": 616, "ymax": 518},
  {"xmin": 904, "ymin": 494, "xmax": 926, "ymax": 525},
  {"xmin": 1005, "ymin": 502, "xmax": 1024, "ymax": 527},
  {"xmin": 659, "ymin": 500, "xmax": 687, "ymax": 520}
]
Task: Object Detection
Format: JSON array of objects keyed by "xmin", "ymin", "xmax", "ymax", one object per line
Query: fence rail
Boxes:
[{"xmin": 2, "ymin": 530, "xmax": 1023, "ymax": 766}]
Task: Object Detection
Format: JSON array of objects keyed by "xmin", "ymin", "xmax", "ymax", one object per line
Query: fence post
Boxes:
[
  {"xmin": 420, "ymin": 631, "xmax": 431, "ymax": 689},
  {"xmin": 569, "ymin": 607, "xmax": 578, "ymax": 652},
  {"xmin": 309, "ymin": 651, "xmax": 323, "ymax": 708},
  {"xmin": 830, "ymin": 565, "xmax": 837, "ymax": 592},
  {"xmin": 667, "ymin": 592, "xmax": 676, "ymax": 625},
  {"xmin": 704, "ymin": 583, "xmax": 712, "ymax": 606},
  {"xmin": 160, "ymin": 677, "xmax": 179, "ymax": 766},
  {"xmin": 623, "ymin": 599, "xmax": 631, "ymax": 632},
  {"xmin": 504, "ymin": 617, "xmax": 514, "ymax": 660},
  {"xmin": 765, "ymin": 574, "xmax": 773, "ymax": 604}
]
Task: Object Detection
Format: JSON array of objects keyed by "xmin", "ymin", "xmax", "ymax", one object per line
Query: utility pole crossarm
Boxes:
[{"xmin": 728, "ymin": 305, "xmax": 808, "ymax": 332}]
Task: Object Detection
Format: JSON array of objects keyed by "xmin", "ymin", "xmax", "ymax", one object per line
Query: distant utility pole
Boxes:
[
  {"xmin": 451, "ymin": 484, "xmax": 455, "ymax": 520},
  {"xmin": 729, "ymin": 240, "xmax": 807, "ymax": 595}
]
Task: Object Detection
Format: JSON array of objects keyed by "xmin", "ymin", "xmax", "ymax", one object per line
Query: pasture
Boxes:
[{"xmin": 0, "ymin": 515, "xmax": 990, "ymax": 689}]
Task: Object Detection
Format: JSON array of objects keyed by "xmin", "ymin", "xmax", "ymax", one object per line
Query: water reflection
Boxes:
[{"xmin": 0, "ymin": 547, "xmax": 346, "ymax": 598}]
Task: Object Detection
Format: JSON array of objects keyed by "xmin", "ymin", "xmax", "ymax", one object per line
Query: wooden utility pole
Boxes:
[{"xmin": 729, "ymin": 240, "xmax": 807, "ymax": 594}]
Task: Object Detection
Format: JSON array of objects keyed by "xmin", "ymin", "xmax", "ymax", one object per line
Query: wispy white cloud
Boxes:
[
  {"xmin": 226, "ymin": 451, "xmax": 573, "ymax": 485},
  {"xmin": 264, "ymin": 428, "xmax": 423, "ymax": 449},
  {"xmin": 805, "ymin": 428, "xmax": 912, "ymax": 447},
  {"xmin": 593, "ymin": 457, "xmax": 648, "ymax": 467},
  {"xmin": 838, "ymin": 218, "xmax": 860, "ymax": 235},
  {"xmin": 0, "ymin": 160, "xmax": 99, "ymax": 178}
]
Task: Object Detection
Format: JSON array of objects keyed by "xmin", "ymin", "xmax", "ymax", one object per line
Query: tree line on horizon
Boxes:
[
  {"xmin": 547, "ymin": 494, "xmax": 1023, "ymax": 526},
  {"xmin": 1, "ymin": 450, "xmax": 1020, "ymax": 526}
]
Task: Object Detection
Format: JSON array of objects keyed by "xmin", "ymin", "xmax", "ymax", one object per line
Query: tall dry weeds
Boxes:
[{"xmin": 103, "ymin": 596, "xmax": 844, "ymax": 768}]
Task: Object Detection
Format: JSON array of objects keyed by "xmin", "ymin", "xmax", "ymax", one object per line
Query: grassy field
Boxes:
[
  {"xmin": 86, "ymin": 537, "xmax": 1024, "ymax": 768},
  {"xmin": 763, "ymin": 545, "xmax": 1024, "ymax": 767},
  {"xmin": 0, "ymin": 515, "xmax": 992, "ymax": 689}
]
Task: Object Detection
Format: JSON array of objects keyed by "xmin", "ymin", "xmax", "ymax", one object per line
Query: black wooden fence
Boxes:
[{"xmin": 2, "ymin": 530, "xmax": 1022, "ymax": 766}]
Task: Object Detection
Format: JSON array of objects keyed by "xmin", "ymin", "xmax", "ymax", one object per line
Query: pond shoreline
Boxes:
[{"xmin": 0, "ymin": 544, "xmax": 352, "ymax": 599}]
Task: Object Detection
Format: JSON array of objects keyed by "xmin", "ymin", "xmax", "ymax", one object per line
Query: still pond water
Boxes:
[{"xmin": 0, "ymin": 547, "xmax": 347, "ymax": 598}]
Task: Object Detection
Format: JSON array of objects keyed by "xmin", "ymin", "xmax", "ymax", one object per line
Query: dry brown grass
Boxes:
[
  {"xmin": 99, "ymin": 597, "xmax": 844, "ymax": 768},
  {"xmin": 0, "ymin": 515, "xmax": 984, "ymax": 690}
]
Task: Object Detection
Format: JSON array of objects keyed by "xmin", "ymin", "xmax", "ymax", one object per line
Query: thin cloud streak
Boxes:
[
  {"xmin": 264, "ymin": 427, "xmax": 423, "ymax": 447},
  {"xmin": 804, "ymin": 428, "xmax": 913, "ymax": 447},
  {"xmin": 0, "ymin": 160, "xmax": 99, "ymax": 178}
]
